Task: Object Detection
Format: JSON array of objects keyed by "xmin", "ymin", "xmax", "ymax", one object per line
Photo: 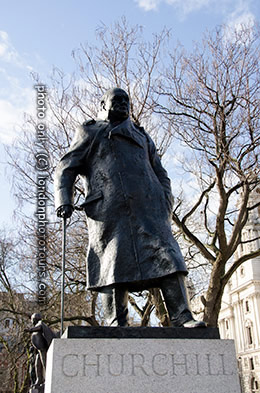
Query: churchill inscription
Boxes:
[
  {"xmin": 45, "ymin": 338, "xmax": 240, "ymax": 393},
  {"xmin": 61, "ymin": 352, "xmax": 234, "ymax": 378}
]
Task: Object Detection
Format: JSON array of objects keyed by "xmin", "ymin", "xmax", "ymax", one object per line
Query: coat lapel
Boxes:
[{"xmin": 109, "ymin": 118, "xmax": 145, "ymax": 148}]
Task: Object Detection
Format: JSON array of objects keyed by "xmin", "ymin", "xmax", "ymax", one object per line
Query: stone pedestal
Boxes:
[{"xmin": 45, "ymin": 327, "xmax": 241, "ymax": 393}]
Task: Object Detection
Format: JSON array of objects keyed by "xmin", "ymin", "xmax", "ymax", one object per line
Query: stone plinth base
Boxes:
[{"xmin": 45, "ymin": 327, "xmax": 240, "ymax": 393}]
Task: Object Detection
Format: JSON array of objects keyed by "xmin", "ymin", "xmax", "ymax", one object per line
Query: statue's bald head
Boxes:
[
  {"xmin": 31, "ymin": 313, "xmax": 42, "ymax": 325},
  {"xmin": 100, "ymin": 88, "xmax": 128, "ymax": 104},
  {"xmin": 98, "ymin": 88, "xmax": 130, "ymax": 122}
]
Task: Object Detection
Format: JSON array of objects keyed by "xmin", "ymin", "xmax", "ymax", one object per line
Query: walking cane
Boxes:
[{"xmin": 60, "ymin": 215, "xmax": 66, "ymax": 337}]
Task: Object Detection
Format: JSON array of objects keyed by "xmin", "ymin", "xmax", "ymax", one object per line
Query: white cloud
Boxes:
[
  {"xmin": 135, "ymin": 0, "xmax": 255, "ymax": 26},
  {"xmin": 223, "ymin": 3, "xmax": 256, "ymax": 43},
  {"xmin": 0, "ymin": 90, "xmax": 34, "ymax": 144},
  {"xmin": 166, "ymin": 0, "xmax": 210, "ymax": 14},
  {"xmin": 134, "ymin": 0, "xmax": 161, "ymax": 11},
  {"xmin": 0, "ymin": 32, "xmax": 35, "ymax": 144},
  {"xmin": 135, "ymin": 0, "xmax": 211, "ymax": 13},
  {"xmin": 0, "ymin": 100, "xmax": 25, "ymax": 144},
  {"xmin": 0, "ymin": 30, "xmax": 25, "ymax": 67},
  {"xmin": 232, "ymin": 12, "xmax": 255, "ymax": 30}
]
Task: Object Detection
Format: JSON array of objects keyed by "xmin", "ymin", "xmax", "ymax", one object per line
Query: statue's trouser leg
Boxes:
[
  {"xmin": 35, "ymin": 353, "xmax": 44, "ymax": 386},
  {"xmin": 101, "ymin": 287, "xmax": 129, "ymax": 326},
  {"xmin": 160, "ymin": 273, "xmax": 195, "ymax": 327},
  {"xmin": 39, "ymin": 350, "xmax": 47, "ymax": 377}
]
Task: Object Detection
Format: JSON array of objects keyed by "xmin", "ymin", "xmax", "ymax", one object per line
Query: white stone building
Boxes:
[{"xmin": 219, "ymin": 188, "xmax": 260, "ymax": 393}]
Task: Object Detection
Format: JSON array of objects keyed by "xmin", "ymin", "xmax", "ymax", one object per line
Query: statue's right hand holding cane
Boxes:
[{"xmin": 56, "ymin": 205, "xmax": 74, "ymax": 219}]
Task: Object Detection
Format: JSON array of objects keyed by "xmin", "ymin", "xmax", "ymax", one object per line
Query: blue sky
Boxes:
[{"xmin": 0, "ymin": 0, "xmax": 259, "ymax": 229}]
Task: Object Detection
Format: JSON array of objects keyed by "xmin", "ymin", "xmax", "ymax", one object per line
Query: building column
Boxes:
[
  {"xmin": 234, "ymin": 300, "xmax": 245, "ymax": 352},
  {"xmin": 252, "ymin": 292, "xmax": 260, "ymax": 347}
]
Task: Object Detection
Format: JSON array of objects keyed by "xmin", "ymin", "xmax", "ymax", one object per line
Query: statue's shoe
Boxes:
[{"xmin": 183, "ymin": 319, "xmax": 207, "ymax": 328}]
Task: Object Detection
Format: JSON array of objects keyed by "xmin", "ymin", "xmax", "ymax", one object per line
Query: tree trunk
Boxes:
[{"xmin": 203, "ymin": 259, "xmax": 226, "ymax": 327}]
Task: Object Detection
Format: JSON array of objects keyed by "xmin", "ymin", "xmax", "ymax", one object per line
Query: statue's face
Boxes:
[
  {"xmin": 31, "ymin": 313, "xmax": 41, "ymax": 325},
  {"xmin": 31, "ymin": 315, "xmax": 37, "ymax": 325},
  {"xmin": 104, "ymin": 89, "xmax": 130, "ymax": 122}
]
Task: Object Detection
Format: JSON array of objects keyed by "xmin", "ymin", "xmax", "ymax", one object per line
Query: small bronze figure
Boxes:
[
  {"xmin": 54, "ymin": 88, "xmax": 206, "ymax": 328},
  {"xmin": 25, "ymin": 313, "xmax": 56, "ymax": 389}
]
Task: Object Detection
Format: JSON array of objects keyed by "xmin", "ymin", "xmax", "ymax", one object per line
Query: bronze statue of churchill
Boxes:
[{"xmin": 54, "ymin": 88, "xmax": 205, "ymax": 328}]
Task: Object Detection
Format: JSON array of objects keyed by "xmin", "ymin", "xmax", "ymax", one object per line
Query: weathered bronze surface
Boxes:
[{"xmin": 55, "ymin": 88, "xmax": 205, "ymax": 328}]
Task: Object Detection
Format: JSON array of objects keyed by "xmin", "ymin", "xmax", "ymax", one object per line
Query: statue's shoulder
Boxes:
[
  {"xmin": 69, "ymin": 119, "xmax": 107, "ymax": 150},
  {"xmin": 80, "ymin": 119, "xmax": 99, "ymax": 138},
  {"xmin": 133, "ymin": 122, "xmax": 150, "ymax": 139},
  {"xmin": 82, "ymin": 119, "xmax": 108, "ymax": 132}
]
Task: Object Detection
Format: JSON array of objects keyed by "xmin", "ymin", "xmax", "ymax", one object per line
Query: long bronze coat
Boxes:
[{"xmin": 54, "ymin": 118, "xmax": 187, "ymax": 291}]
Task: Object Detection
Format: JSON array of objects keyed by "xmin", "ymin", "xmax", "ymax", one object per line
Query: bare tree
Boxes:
[
  {"xmin": 7, "ymin": 19, "xmax": 259, "ymax": 329},
  {"xmin": 0, "ymin": 232, "xmax": 33, "ymax": 393},
  {"xmin": 155, "ymin": 24, "xmax": 260, "ymax": 326}
]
